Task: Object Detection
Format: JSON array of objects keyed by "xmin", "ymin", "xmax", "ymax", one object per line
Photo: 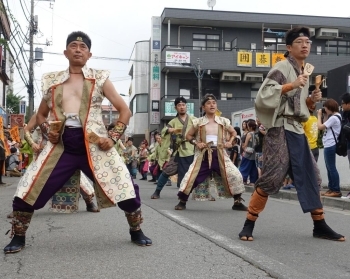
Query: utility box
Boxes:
[{"xmin": 34, "ymin": 47, "xmax": 44, "ymax": 61}]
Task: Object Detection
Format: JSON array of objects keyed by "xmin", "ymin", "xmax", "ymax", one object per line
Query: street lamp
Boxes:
[{"xmin": 182, "ymin": 58, "xmax": 209, "ymax": 117}]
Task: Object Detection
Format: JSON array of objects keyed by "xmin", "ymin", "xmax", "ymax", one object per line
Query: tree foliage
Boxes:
[{"xmin": 6, "ymin": 89, "xmax": 24, "ymax": 114}]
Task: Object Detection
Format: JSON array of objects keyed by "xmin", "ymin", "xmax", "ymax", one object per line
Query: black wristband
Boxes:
[{"xmin": 108, "ymin": 136, "xmax": 117, "ymax": 145}]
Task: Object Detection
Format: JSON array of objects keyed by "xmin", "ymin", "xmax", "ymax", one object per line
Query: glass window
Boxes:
[
  {"xmin": 136, "ymin": 94, "xmax": 148, "ymax": 113},
  {"xmin": 325, "ymin": 40, "xmax": 350, "ymax": 56},
  {"xmin": 207, "ymin": 35, "xmax": 219, "ymax": 40},
  {"xmin": 207, "ymin": 41, "xmax": 219, "ymax": 51},
  {"xmin": 193, "ymin": 41, "xmax": 206, "ymax": 50},
  {"xmin": 180, "ymin": 89, "xmax": 190, "ymax": 99},
  {"xmin": 131, "ymin": 94, "xmax": 148, "ymax": 114},
  {"xmin": 193, "ymin": 34, "xmax": 220, "ymax": 51},
  {"xmin": 193, "ymin": 34, "xmax": 206, "ymax": 39}
]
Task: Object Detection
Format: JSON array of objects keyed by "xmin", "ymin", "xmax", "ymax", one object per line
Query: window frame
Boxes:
[{"xmin": 192, "ymin": 33, "xmax": 220, "ymax": 51}]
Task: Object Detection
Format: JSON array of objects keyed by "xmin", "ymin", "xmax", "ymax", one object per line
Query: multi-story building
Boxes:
[
  {"xmin": 101, "ymin": 105, "xmax": 120, "ymax": 127},
  {"xmin": 129, "ymin": 8, "xmax": 350, "ymax": 140}
]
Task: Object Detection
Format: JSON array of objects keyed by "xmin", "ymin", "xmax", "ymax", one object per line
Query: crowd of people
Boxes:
[{"xmin": 2, "ymin": 27, "xmax": 348, "ymax": 255}]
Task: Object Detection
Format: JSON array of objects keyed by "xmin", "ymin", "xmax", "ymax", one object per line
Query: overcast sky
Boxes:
[{"xmin": 7, "ymin": 0, "xmax": 349, "ymax": 109}]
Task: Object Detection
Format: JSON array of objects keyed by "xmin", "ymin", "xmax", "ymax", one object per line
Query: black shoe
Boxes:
[
  {"xmin": 151, "ymin": 190, "xmax": 161, "ymax": 199},
  {"xmin": 232, "ymin": 200, "xmax": 248, "ymax": 211},
  {"xmin": 139, "ymin": 178, "xmax": 146, "ymax": 180},
  {"xmin": 148, "ymin": 179, "xmax": 156, "ymax": 182},
  {"xmin": 0, "ymin": 182, "xmax": 6, "ymax": 185},
  {"xmin": 4, "ymin": 235, "xmax": 26, "ymax": 254},
  {"xmin": 239, "ymin": 219, "xmax": 255, "ymax": 241},
  {"xmin": 313, "ymin": 219, "xmax": 345, "ymax": 241},
  {"xmin": 130, "ymin": 229, "xmax": 152, "ymax": 246},
  {"xmin": 175, "ymin": 201, "xmax": 186, "ymax": 210}
]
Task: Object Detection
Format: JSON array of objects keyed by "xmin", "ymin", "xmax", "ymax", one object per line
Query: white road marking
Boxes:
[{"xmin": 161, "ymin": 210, "xmax": 313, "ymax": 279}]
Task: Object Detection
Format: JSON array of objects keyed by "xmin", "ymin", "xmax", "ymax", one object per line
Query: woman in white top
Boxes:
[{"xmin": 317, "ymin": 99, "xmax": 342, "ymax": 197}]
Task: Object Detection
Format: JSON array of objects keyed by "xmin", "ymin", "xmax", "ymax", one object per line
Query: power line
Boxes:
[
  {"xmin": 19, "ymin": 0, "xmax": 30, "ymax": 22},
  {"xmin": 37, "ymin": 50, "xmax": 182, "ymax": 65}
]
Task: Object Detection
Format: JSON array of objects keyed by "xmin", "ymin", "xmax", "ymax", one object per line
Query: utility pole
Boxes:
[
  {"xmin": 28, "ymin": 0, "xmax": 54, "ymax": 118},
  {"xmin": 181, "ymin": 59, "xmax": 207, "ymax": 117},
  {"xmin": 197, "ymin": 59, "xmax": 202, "ymax": 116},
  {"xmin": 28, "ymin": 0, "xmax": 34, "ymax": 118}
]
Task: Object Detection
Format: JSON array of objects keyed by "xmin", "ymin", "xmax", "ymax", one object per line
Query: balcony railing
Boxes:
[{"xmin": 162, "ymin": 45, "xmax": 350, "ymax": 56}]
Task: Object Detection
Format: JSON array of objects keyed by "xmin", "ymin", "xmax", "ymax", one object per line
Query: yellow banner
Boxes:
[
  {"xmin": 10, "ymin": 126, "xmax": 21, "ymax": 143},
  {"xmin": 237, "ymin": 51, "xmax": 252, "ymax": 67},
  {"xmin": 256, "ymin": 53, "xmax": 271, "ymax": 67},
  {"xmin": 272, "ymin": 53, "xmax": 286, "ymax": 67}
]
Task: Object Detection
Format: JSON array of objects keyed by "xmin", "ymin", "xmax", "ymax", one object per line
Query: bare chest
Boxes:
[
  {"xmin": 62, "ymin": 78, "xmax": 84, "ymax": 112},
  {"xmin": 205, "ymin": 121, "xmax": 219, "ymax": 135}
]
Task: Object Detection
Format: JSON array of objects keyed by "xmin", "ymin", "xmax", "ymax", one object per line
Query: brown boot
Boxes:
[
  {"xmin": 83, "ymin": 193, "xmax": 100, "ymax": 213},
  {"xmin": 239, "ymin": 187, "xmax": 268, "ymax": 241},
  {"xmin": 3, "ymin": 211, "xmax": 33, "ymax": 254},
  {"xmin": 125, "ymin": 208, "xmax": 152, "ymax": 246}
]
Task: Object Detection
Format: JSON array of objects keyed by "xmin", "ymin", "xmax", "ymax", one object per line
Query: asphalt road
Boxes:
[
  {"xmin": 1, "ymin": 168, "xmax": 349, "ymax": 279},
  {"xmin": 0, "ymin": 177, "xmax": 271, "ymax": 279}
]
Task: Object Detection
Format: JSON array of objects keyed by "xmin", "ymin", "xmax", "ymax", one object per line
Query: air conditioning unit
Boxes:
[
  {"xmin": 316, "ymin": 28, "xmax": 338, "ymax": 39},
  {"xmin": 224, "ymin": 42, "xmax": 231, "ymax": 51},
  {"xmin": 308, "ymin": 28, "xmax": 315, "ymax": 37},
  {"xmin": 220, "ymin": 72, "xmax": 241, "ymax": 82},
  {"xmin": 243, "ymin": 73, "xmax": 263, "ymax": 83}
]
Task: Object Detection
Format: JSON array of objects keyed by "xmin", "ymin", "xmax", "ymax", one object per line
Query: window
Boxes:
[
  {"xmin": 264, "ymin": 37, "xmax": 286, "ymax": 51},
  {"xmin": 193, "ymin": 34, "xmax": 220, "ymax": 51},
  {"xmin": 130, "ymin": 94, "xmax": 148, "ymax": 114},
  {"xmin": 325, "ymin": 40, "xmax": 350, "ymax": 56},
  {"xmin": 179, "ymin": 79, "xmax": 220, "ymax": 99}
]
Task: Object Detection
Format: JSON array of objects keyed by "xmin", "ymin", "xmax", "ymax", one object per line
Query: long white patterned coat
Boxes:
[
  {"xmin": 15, "ymin": 65, "xmax": 135, "ymax": 208},
  {"xmin": 179, "ymin": 115, "xmax": 245, "ymax": 197}
]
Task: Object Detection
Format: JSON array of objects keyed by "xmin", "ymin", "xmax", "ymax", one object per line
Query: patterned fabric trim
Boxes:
[
  {"xmin": 267, "ymin": 69, "xmax": 287, "ymax": 85},
  {"xmin": 125, "ymin": 208, "xmax": 143, "ymax": 231},
  {"xmin": 9, "ymin": 211, "xmax": 34, "ymax": 237}
]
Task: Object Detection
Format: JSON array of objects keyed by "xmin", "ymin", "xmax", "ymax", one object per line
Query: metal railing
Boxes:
[{"xmin": 162, "ymin": 44, "xmax": 350, "ymax": 56}]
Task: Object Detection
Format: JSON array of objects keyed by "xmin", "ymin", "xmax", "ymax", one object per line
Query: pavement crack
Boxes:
[
  {"xmin": 46, "ymin": 217, "xmax": 54, "ymax": 233},
  {"xmin": 16, "ymin": 258, "xmax": 23, "ymax": 274}
]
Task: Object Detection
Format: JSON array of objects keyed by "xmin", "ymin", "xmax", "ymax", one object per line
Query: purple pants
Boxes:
[
  {"xmin": 13, "ymin": 128, "xmax": 141, "ymax": 213},
  {"xmin": 178, "ymin": 150, "xmax": 221, "ymax": 201}
]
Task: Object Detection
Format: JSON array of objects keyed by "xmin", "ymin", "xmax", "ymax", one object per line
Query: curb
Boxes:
[{"xmin": 244, "ymin": 186, "xmax": 350, "ymax": 211}]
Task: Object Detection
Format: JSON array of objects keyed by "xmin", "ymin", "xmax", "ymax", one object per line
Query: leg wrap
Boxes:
[
  {"xmin": 125, "ymin": 208, "xmax": 143, "ymax": 231},
  {"xmin": 247, "ymin": 187, "xmax": 268, "ymax": 221},
  {"xmin": 311, "ymin": 208, "xmax": 324, "ymax": 221},
  {"xmin": 83, "ymin": 193, "xmax": 94, "ymax": 204},
  {"xmin": 8, "ymin": 211, "xmax": 33, "ymax": 237},
  {"xmin": 83, "ymin": 193, "xmax": 100, "ymax": 212}
]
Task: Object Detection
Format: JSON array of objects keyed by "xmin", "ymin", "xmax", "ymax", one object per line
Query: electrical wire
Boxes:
[
  {"xmin": 19, "ymin": 0, "xmax": 30, "ymax": 22},
  {"xmin": 38, "ymin": 51, "xmax": 182, "ymax": 65}
]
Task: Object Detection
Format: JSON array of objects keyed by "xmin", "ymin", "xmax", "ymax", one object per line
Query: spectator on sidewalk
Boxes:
[
  {"xmin": 317, "ymin": 99, "xmax": 342, "ymax": 198},
  {"xmin": 240, "ymin": 119, "xmax": 258, "ymax": 186},
  {"xmin": 6, "ymin": 147, "xmax": 21, "ymax": 177}
]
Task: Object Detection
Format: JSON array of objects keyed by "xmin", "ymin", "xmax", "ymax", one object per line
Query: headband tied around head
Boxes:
[{"xmin": 66, "ymin": 34, "xmax": 91, "ymax": 50}]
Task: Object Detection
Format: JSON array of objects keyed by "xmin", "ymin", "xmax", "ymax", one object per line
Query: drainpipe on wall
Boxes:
[
  {"xmin": 168, "ymin": 20, "xmax": 171, "ymax": 47},
  {"xmin": 165, "ymin": 69, "xmax": 169, "ymax": 97}
]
